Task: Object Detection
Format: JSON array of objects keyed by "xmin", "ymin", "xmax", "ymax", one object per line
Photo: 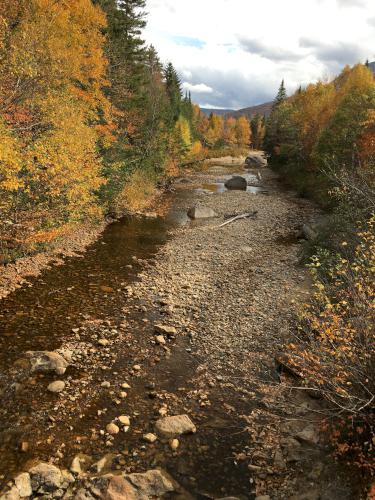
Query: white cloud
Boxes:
[
  {"xmin": 182, "ymin": 82, "xmax": 214, "ymax": 94},
  {"xmin": 144, "ymin": 0, "xmax": 374, "ymax": 109}
]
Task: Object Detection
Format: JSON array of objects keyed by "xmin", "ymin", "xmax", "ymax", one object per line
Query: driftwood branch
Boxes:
[{"xmin": 217, "ymin": 210, "xmax": 258, "ymax": 228}]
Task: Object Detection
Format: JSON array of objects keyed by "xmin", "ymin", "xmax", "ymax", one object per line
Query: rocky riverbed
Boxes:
[{"xmin": 0, "ymin": 161, "xmax": 357, "ymax": 499}]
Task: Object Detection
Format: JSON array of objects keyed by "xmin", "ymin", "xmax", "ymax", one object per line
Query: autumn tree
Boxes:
[
  {"xmin": 235, "ymin": 116, "xmax": 252, "ymax": 147},
  {"xmin": 204, "ymin": 113, "xmax": 224, "ymax": 147},
  {"xmin": 223, "ymin": 117, "xmax": 237, "ymax": 146},
  {"xmin": 251, "ymin": 114, "xmax": 266, "ymax": 150},
  {"xmin": 0, "ymin": 0, "xmax": 111, "ymax": 257}
]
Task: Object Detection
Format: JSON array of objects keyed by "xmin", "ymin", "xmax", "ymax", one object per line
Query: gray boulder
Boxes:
[
  {"xmin": 96, "ymin": 470, "xmax": 175, "ymax": 500},
  {"xmin": 224, "ymin": 176, "xmax": 247, "ymax": 191},
  {"xmin": 28, "ymin": 462, "xmax": 73, "ymax": 493},
  {"xmin": 155, "ymin": 414, "xmax": 196, "ymax": 438},
  {"xmin": 125, "ymin": 470, "xmax": 175, "ymax": 498},
  {"xmin": 245, "ymin": 154, "xmax": 267, "ymax": 167},
  {"xmin": 187, "ymin": 206, "xmax": 217, "ymax": 219},
  {"xmin": 0, "ymin": 486, "xmax": 20, "ymax": 500},
  {"xmin": 24, "ymin": 351, "xmax": 69, "ymax": 375},
  {"xmin": 14, "ymin": 473, "xmax": 32, "ymax": 498}
]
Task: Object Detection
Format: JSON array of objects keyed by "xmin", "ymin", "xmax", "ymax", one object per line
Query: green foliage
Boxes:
[
  {"xmin": 164, "ymin": 62, "xmax": 183, "ymax": 123},
  {"xmin": 272, "ymin": 79, "xmax": 287, "ymax": 110}
]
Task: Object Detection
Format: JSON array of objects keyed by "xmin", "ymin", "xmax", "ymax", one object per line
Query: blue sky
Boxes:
[{"xmin": 144, "ymin": 0, "xmax": 375, "ymax": 109}]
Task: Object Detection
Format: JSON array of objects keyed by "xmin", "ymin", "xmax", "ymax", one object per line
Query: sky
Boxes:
[{"xmin": 143, "ymin": 0, "xmax": 375, "ymax": 110}]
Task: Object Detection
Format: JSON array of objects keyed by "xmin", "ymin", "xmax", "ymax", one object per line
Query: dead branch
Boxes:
[{"xmin": 217, "ymin": 210, "xmax": 258, "ymax": 228}]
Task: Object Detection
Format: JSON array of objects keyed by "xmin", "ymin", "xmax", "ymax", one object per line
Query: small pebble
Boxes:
[
  {"xmin": 118, "ymin": 415, "xmax": 130, "ymax": 426},
  {"xmin": 106, "ymin": 423, "xmax": 120, "ymax": 435},
  {"xmin": 143, "ymin": 433, "xmax": 157, "ymax": 444},
  {"xmin": 170, "ymin": 439, "xmax": 179, "ymax": 450}
]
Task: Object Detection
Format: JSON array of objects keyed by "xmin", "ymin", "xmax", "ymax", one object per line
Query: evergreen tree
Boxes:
[
  {"xmin": 273, "ymin": 79, "xmax": 287, "ymax": 109},
  {"xmin": 164, "ymin": 62, "xmax": 183, "ymax": 122}
]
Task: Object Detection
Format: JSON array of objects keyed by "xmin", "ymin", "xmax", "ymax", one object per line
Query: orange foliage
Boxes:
[{"xmin": 0, "ymin": 0, "xmax": 113, "ymax": 257}]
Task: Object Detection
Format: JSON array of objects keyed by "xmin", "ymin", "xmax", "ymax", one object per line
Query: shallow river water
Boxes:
[{"xmin": 0, "ymin": 169, "xmax": 266, "ymax": 497}]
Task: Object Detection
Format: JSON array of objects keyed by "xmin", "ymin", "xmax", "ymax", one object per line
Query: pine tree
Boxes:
[
  {"xmin": 273, "ymin": 79, "xmax": 287, "ymax": 109},
  {"xmin": 164, "ymin": 62, "xmax": 182, "ymax": 122}
]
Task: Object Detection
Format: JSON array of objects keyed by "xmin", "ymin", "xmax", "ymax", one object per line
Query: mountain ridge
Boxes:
[{"xmin": 200, "ymin": 101, "xmax": 273, "ymax": 119}]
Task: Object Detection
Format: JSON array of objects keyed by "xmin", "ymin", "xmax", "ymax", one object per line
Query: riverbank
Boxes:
[
  {"xmin": 0, "ymin": 189, "xmax": 168, "ymax": 301},
  {"xmin": 0, "ymin": 162, "xmax": 358, "ymax": 499}
]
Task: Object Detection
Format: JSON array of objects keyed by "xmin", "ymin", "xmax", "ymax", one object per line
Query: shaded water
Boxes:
[{"xmin": 0, "ymin": 202, "xmax": 188, "ymax": 367}]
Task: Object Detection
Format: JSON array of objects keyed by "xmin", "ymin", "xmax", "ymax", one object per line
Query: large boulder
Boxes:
[
  {"xmin": 155, "ymin": 415, "xmax": 196, "ymax": 438},
  {"xmin": 245, "ymin": 154, "xmax": 267, "ymax": 167},
  {"xmin": 94, "ymin": 470, "xmax": 175, "ymax": 500},
  {"xmin": 14, "ymin": 473, "xmax": 32, "ymax": 498},
  {"xmin": 224, "ymin": 176, "xmax": 247, "ymax": 191},
  {"xmin": 24, "ymin": 351, "xmax": 69, "ymax": 375},
  {"xmin": 125, "ymin": 470, "xmax": 175, "ymax": 498},
  {"xmin": 28, "ymin": 462, "xmax": 73, "ymax": 494},
  {"xmin": 187, "ymin": 206, "xmax": 217, "ymax": 219}
]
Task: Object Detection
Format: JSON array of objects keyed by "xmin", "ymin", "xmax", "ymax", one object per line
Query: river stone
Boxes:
[
  {"xmin": 302, "ymin": 223, "xmax": 318, "ymax": 241},
  {"xmin": 70, "ymin": 454, "xmax": 93, "ymax": 475},
  {"xmin": 47, "ymin": 380, "xmax": 65, "ymax": 393},
  {"xmin": 154, "ymin": 324, "xmax": 176, "ymax": 336},
  {"xmin": 217, "ymin": 498, "xmax": 242, "ymax": 500},
  {"xmin": 155, "ymin": 414, "xmax": 196, "ymax": 438},
  {"xmin": 0, "ymin": 486, "xmax": 20, "ymax": 500},
  {"xmin": 28, "ymin": 462, "xmax": 73, "ymax": 493},
  {"xmin": 169, "ymin": 438, "xmax": 179, "ymax": 450},
  {"xmin": 295, "ymin": 424, "xmax": 319, "ymax": 445},
  {"xmin": 124, "ymin": 470, "xmax": 175, "ymax": 498},
  {"xmin": 224, "ymin": 176, "xmax": 247, "ymax": 190},
  {"xmin": 92, "ymin": 454, "xmax": 118, "ymax": 474},
  {"xmin": 106, "ymin": 423, "xmax": 120, "ymax": 435},
  {"xmin": 74, "ymin": 488, "xmax": 96, "ymax": 500},
  {"xmin": 14, "ymin": 473, "xmax": 32, "ymax": 498},
  {"xmin": 24, "ymin": 351, "xmax": 68, "ymax": 375},
  {"xmin": 155, "ymin": 335, "xmax": 166, "ymax": 345},
  {"xmin": 245, "ymin": 154, "xmax": 267, "ymax": 167},
  {"xmin": 143, "ymin": 433, "xmax": 157, "ymax": 443},
  {"xmin": 118, "ymin": 415, "xmax": 130, "ymax": 426},
  {"xmin": 105, "ymin": 476, "xmax": 137, "ymax": 500},
  {"xmin": 187, "ymin": 206, "xmax": 217, "ymax": 219}
]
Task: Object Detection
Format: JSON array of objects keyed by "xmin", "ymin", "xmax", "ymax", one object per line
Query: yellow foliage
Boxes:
[
  {"xmin": 235, "ymin": 116, "xmax": 251, "ymax": 147},
  {"xmin": 224, "ymin": 117, "xmax": 237, "ymax": 146},
  {"xmin": 0, "ymin": 0, "xmax": 111, "ymax": 253},
  {"xmin": 176, "ymin": 116, "xmax": 191, "ymax": 147},
  {"xmin": 0, "ymin": 119, "xmax": 23, "ymax": 194},
  {"xmin": 188, "ymin": 140, "xmax": 205, "ymax": 160},
  {"xmin": 117, "ymin": 169, "xmax": 157, "ymax": 213}
]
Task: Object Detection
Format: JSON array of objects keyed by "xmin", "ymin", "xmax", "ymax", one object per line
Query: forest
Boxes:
[
  {"xmin": 0, "ymin": 0, "xmax": 254, "ymax": 262},
  {"xmin": 265, "ymin": 64, "xmax": 375, "ymax": 472}
]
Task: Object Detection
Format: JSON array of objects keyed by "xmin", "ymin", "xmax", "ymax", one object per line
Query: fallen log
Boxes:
[{"xmin": 217, "ymin": 210, "xmax": 258, "ymax": 228}]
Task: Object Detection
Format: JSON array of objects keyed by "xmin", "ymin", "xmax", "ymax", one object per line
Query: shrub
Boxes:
[{"xmin": 286, "ymin": 216, "xmax": 375, "ymax": 468}]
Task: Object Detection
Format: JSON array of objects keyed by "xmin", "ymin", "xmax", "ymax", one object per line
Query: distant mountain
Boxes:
[
  {"xmin": 227, "ymin": 101, "xmax": 273, "ymax": 120},
  {"xmin": 202, "ymin": 62, "xmax": 375, "ymax": 121},
  {"xmin": 200, "ymin": 101, "xmax": 273, "ymax": 119},
  {"xmin": 200, "ymin": 108, "xmax": 234, "ymax": 116}
]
